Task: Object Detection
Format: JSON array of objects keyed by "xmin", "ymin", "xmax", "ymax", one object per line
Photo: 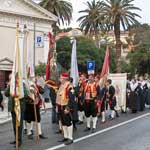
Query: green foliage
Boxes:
[
  {"xmin": 40, "ymin": 0, "xmax": 73, "ymax": 25},
  {"xmin": 127, "ymin": 42, "xmax": 150, "ymax": 75},
  {"xmin": 129, "ymin": 23, "xmax": 150, "ymax": 44},
  {"xmin": 35, "ymin": 63, "xmax": 46, "ymax": 76},
  {"xmin": 56, "ymin": 36, "xmax": 116, "ymax": 74}
]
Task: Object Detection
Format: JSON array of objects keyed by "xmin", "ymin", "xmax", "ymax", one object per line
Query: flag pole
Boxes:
[
  {"xmin": 33, "ymin": 23, "xmax": 39, "ymax": 142},
  {"xmin": 15, "ymin": 23, "xmax": 19, "ymax": 150},
  {"xmin": 15, "ymin": 98, "xmax": 19, "ymax": 150},
  {"xmin": 33, "ymin": 89, "xmax": 39, "ymax": 142},
  {"xmin": 33, "ymin": 23, "xmax": 36, "ymax": 69}
]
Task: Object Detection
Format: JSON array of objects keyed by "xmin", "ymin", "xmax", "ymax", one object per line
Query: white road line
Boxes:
[{"xmin": 45, "ymin": 113, "xmax": 150, "ymax": 150}]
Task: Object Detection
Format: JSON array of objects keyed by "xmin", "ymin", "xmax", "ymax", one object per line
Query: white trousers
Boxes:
[
  {"xmin": 78, "ymin": 111, "xmax": 84, "ymax": 122},
  {"xmin": 62, "ymin": 125, "xmax": 73, "ymax": 140},
  {"xmin": 86, "ymin": 116, "xmax": 97, "ymax": 129},
  {"xmin": 101, "ymin": 112, "xmax": 106, "ymax": 122}
]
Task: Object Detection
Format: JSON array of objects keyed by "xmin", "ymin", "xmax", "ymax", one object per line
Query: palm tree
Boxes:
[
  {"xmin": 103, "ymin": 0, "xmax": 141, "ymax": 72},
  {"xmin": 40, "ymin": 0, "xmax": 72, "ymax": 81},
  {"xmin": 77, "ymin": 0, "xmax": 107, "ymax": 48},
  {"xmin": 40, "ymin": 0, "xmax": 73, "ymax": 28}
]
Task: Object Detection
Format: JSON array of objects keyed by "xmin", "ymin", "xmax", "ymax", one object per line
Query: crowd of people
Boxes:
[{"xmin": 3, "ymin": 73, "xmax": 150, "ymax": 147}]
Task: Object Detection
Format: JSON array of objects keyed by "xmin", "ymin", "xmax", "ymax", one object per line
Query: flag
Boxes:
[
  {"xmin": 100, "ymin": 46, "xmax": 110, "ymax": 78},
  {"xmin": 10, "ymin": 24, "xmax": 24, "ymax": 126},
  {"xmin": 70, "ymin": 39, "xmax": 79, "ymax": 87},
  {"xmin": 45, "ymin": 32, "xmax": 53, "ymax": 81},
  {"xmin": 27, "ymin": 28, "xmax": 35, "ymax": 78},
  {"xmin": 45, "ymin": 50, "xmax": 50, "ymax": 81}
]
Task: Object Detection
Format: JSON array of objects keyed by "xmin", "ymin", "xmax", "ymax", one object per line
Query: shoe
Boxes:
[
  {"xmin": 23, "ymin": 129, "xmax": 27, "ymax": 134},
  {"xmin": 101, "ymin": 121, "xmax": 106, "ymax": 124},
  {"xmin": 1, "ymin": 106, "xmax": 4, "ymax": 111},
  {"xmin": 115, "ymin": 112, "xmax": 119, "ymax": 117},
  {"xmin": 28, "ymin": 134, "xmax": 33, "ymax": 140},
  {"xmin": 110, "ymin": 117, "xmax": 114, "ymax": 120},
  {"xmin": 14, "ymin": 142, "xmax": 22, "ymax": 148},
  {"xmin": 58, "ymin": 138, "xmax": 68, "ymax": 142},
  {"xmin": 64, "ymin": 139, "xmax": 73, "ymax": 145},
  {"xmin": 73, "ymin": 127, "xmax": 77, "ymax": 131},
  {"xmin": 84, "ymin": 127, "xmax": 90, "ymax": 132},
  {"xmin": 91, "ymin": 128, "xmax": 96, "ymax": 133},
  {"xmin": 39, "ymin": 134, "xmax": 48, "ymax": 139},
  {"xmin": 10, "ymin": 141, "xmax": 16, "ymax": 144},
  {"xmin": 77, "ymin": 121, "xmax": 83, "ymax": 125},
  {"xmin": 55, "ymin": 130, "xmax": 62, "ymax": 134},
  {"xmin": 31, "ymin": 130, "xmax": 34, "ymax": 135}
]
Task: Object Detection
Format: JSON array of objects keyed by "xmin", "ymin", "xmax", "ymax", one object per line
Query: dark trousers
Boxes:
[
  {"xmin": 84, "ymin": 100, "xmax": 98, "ymax": 117},
  {"xmin": 52, "ymin": 106, "xmax": 57, "ymax": 123},
  {"xmin": 11, "ymin": 111, "xmax": 24, "ymax": 143}
]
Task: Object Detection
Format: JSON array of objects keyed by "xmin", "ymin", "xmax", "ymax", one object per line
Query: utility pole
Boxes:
[{"xmin": 33, "ymin": 23, "xmax": 36, "ymax": 71}]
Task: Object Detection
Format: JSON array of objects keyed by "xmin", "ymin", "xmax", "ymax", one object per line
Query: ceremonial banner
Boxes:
[
  {"xmin": 10, "ymin": 24, "xmax": 24, "ymax": 126},
  {"xmin": 100, "ymin": 46, "xmax": 110, "ymax": 78},
  {"xmin": 70, "ymin": 39, "xmax": 79, "ymax": 87},
  {"xmin": 45, "ymin": 32, "xmax": 53, "ymax": 81},
  {"xmin": 108, "ymin": 73, "xmax": 127, "ymax": 112}
]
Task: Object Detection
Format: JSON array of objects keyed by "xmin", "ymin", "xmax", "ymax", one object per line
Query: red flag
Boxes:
[
  {"xmin": 45, "ymin": 32, "xmax": 53, "ymax": 81},
  {"xmin": 100, "ymin": 46, "xmax": 110, "ymax": 78},
  {"xmin": 49, "ymin": 32, "xmax": 53, "ymax": 49}
]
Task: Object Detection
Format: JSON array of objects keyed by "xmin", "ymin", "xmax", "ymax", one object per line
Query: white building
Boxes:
[{"xmin": 0, "ymin": 0, "xmax": 57, "ymax": 89}]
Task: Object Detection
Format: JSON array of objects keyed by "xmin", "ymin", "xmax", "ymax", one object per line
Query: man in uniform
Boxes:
[
  {"xmin": 84, "ymin": 74, "xmax": 98, "ymax": 133},
  {"xmin": 56, "ymin": 73, "xmax": 74, "ymax": 145},
  {"xmin": 77, "ymin": 73, "xmax": 87, "ymax": 124},
  {"xmin": 5, "ymin": 77, "xmax": 28, "ymax": 147},
  {"xmin": 106, "ymin": 79, "xmax": 118, "ymax": 119}
]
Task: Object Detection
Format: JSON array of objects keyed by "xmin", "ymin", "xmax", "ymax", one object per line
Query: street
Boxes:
[{"xmin": 0, "ymin": 109, "xmax": 150, "ymax": 150}]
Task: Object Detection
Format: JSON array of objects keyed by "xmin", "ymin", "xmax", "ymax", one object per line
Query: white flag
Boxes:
[{"xmin": 70, "ymin": 39, "xmax": 79, "ymax": 87}]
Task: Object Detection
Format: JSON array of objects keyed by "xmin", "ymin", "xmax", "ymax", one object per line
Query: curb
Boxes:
[
  {"xmin": 0, "ymin": 108, "xmax": 52, "ymax": 125},
  {"xmin": 0, "ymin": 118, "xmax": 12, "ymax": 125}
]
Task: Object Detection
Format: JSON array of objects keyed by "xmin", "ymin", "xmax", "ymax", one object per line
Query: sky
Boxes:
[
  {"xmin": 68, "ymin": 0, "xmax": 150, "ymax": 28},
  {"xmin": 34, "ymin": 0, "xmax": 150, "ymax": 28}
]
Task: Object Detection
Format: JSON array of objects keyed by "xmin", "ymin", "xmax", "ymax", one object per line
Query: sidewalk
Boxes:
[
  {"xmin": 0, "ymin": 96, "xmax": 52, "ymax": 125},
  {"xmin": 0, "ymin": 97, "xmax": 11, "ymax": 125}
]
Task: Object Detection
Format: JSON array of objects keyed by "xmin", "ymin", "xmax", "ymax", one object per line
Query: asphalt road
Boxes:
[
  {"xmin": 0, "ymin": 109, "xmax": 150, "ymax": 150},
  {"xmin": 59, "ymin": 113, "xmax": 150, "ymax": 150}
]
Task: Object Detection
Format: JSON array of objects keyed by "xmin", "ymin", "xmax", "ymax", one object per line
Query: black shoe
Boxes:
[
  {"xmin": 64, "ymin": 139, "xmax": 73, "ymax": 145},
  {"xmin": 73, "ymin": 126, "xmax": 77, "ymax": 131},
  {"xmin": 110, "ymin": 117, "xmax": 114, "ymax": 120},
  {"xmin": 10, "ymin": 141, "xmax": 16, "ymax": 144},
  {"xmin": 115, "ymin": 111, "xmax": 119, "ymax": 117},
  {"xmin": 58, "ymin": 138, "xmax": 68, "ymax": 142},
  {"xmin": 31, "ymin": 130, "xmax": 34, "ymax": 135},
  {"xmin": 39, "ymin": 134, "xmax": 48, "ymax": 139},
  {"xmin": 84, "ymin": 127, "xmax": 90, "ymax": 132},
  {"xmin": 91, "ymin": 128, "xmax": 96, "ymax": 133},
  {"xmin": 23, "ymin": 129, "xmax": 27, "ymax": 134},
  {"xmin": 77, "ymin": 121, "xmax": 83, "ymax": 125},
  {"xmin": 1, "ymin": 106, "xmax": 4, "ymax": 111},
  {"xmin": 55, "ymin": 130, "xmax": 62, "ymax": 134},
  {"xmin": 14, "ymin": 142, "xmax": 22, "ymax": 148},
  {"xmin": 28, "ymin": 134, "xmax": 33, "ymax": 140}
]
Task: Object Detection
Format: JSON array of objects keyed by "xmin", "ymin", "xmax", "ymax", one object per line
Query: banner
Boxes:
[
  {"xmin": 70, "ymin": 39, "xmax": 79, "ymax": 87},
  {"xmin": 108, "ymin": 73, "xmax": 127, "ymax": 112},
  {"xmin": 10, "ymin": 24, "xmax": 24, "ymax": 125}
]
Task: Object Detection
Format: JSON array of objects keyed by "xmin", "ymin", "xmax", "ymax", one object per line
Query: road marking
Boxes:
[{"xmin": 45, "ymin": 113, "xmax": 150, "ymax": 150}]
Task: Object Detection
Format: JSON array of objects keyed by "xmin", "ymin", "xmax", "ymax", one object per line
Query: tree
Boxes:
[
  {"xmin": 40, "ymin": 0, "xmax": 73, "ymax": 26},
  {"xmin": 103, "ymin": 0, "xmax": 141, "ymax": 72},
  {"xmin": 127, "ymin": 42, "xmax": 150, "ymax": 75},
  {"xmin": 40, "ymin": 0, "xmax": 73, "ymax": 35},
  {"xmin": 129, "ymin": 23, "xmax": 150, "ymax": 44},
  {"xmin": 77, "ymin": 0, "xmax": 106, "ymax": 48},
  {"xmin": 56, "ymin": 36, "xmax": 116, "ymax": 73}
]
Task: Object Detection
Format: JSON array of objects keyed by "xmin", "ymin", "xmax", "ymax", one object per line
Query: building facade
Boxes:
[{"xmin": 0, "ymin": 0, "xmax": 57, "ymax": 89}]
